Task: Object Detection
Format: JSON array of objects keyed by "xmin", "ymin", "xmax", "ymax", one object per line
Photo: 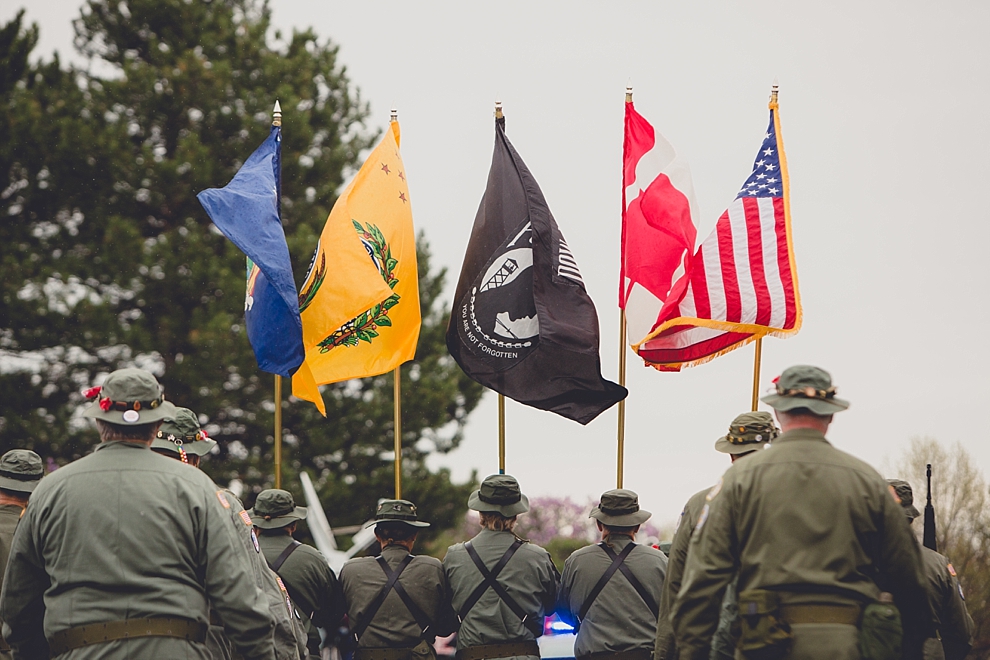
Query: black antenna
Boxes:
[{"xmin": 923, "ymin": 464, "xmax": 937, "ymax": 551}]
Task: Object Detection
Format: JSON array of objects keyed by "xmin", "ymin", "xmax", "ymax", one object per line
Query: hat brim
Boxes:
[
  {"xmin": 151, "ymin": 438, "xmax": 217, "ymax": 457},
  {"xmin": 760, "ymin": 394, "xmax": 849, "ymax": 415},
  {"xmin": 83, "ymin": 399, "xmax": 178, "ymax": 425},
  {"xmin": 714, "ymin": 436, "xmax": 769, "ymax": 455},
  {"xmin": 468, "ymin": 489, "xmax": 530, "ymax": 517},
  {"xmin": 0, "ymin": 475, "xmax": 41, "ymax": 493},
  {"xmin": 364, "ymin": 518, "xmax": 431, "ymax": 529},
  {"xmin": 248, "ymin": 506, "xmax": 308, "ymax": 529},
  {"xmin": 590, "ymin": 507, "xmax": 652, "ymax": 526},
  {"xmin": 905, "ymin": 504, "xmax": 921, "ymax": 520}
]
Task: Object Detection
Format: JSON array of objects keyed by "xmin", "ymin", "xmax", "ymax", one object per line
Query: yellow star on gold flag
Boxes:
[{"xmin": 293, "ymin": 121, "xmax": 421, "ymax": 415}]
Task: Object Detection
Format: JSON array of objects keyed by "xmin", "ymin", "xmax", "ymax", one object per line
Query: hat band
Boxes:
[
  {"xmin": 157, "ymin": 430, "xmax": 209, "ymax": 444},
  {"xmin": 600, "ymin": 506, "xmax": 638, "ymax": 516},
  {"xmin": 0, "ymin": 469, "xmax": 42, "ymax": 481},
  {"xmin": 478, "ymin": 492, "xmax": 521, "ymax": 506},
  {"xmin": 259, "ymin": 507, "xmax": 293, "ymax": 519},
  {"xmin": 775, "ymin": 385, "xmax": 837, "ymax": 401}
]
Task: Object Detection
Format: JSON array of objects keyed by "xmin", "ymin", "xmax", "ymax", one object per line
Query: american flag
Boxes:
[{"xmin": 635, "ymin": 102, "xmax": 801, "ymax": 370}]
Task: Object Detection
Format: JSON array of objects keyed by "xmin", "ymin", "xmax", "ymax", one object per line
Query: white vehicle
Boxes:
[{"xmin": 299, "ymin": 471, "xmax": 377, "ymax": 573}]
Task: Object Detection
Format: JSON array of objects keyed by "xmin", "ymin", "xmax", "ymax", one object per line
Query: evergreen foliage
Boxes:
[{"xmin": 0, "ymin": 0, "xmax": 484, "ymax": 536}]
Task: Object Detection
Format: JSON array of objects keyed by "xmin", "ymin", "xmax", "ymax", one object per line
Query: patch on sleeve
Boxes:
[
  {"xmin": 706, "ymin": 478, "xmax": 723, "ymax": 502},
  {"xmin": 695, "ymin": 503, "xmax": 710, "ymax": 531},
  {"xmin": 251, "ymin": 528, "xmax": 261, "ymax": 553},
  {"xmin": 958, "ymin": 582, "xmax": 966, "ymax": 601},
  {"xmin": 216, "ymin": 491, "xmax": 230, "ymax": 509},
  {"xmin": 673, "ymin": 507, "xmax": 686, "ymax": 534},
  {"xmin": 239, "ymin": 510, "xmax": 253, "ymax": 526},
  {"xmin": 275, "ymin": 575, "xmax": 294, "ymax": 616},
  {"xmin": 887, "ymin": 485, "xmax": 901, "ymax": 504},
  {"xmin": 947, "ymin": 562, "xmax": 957, "ymax": 577}
]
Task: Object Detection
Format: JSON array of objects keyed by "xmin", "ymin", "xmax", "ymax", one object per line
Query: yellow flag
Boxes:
[{"xmin": 293, "ymin": 122, "xmax": 421, "ymax": 414}]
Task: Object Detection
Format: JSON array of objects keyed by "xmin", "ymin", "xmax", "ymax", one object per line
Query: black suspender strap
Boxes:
[
  {"xmin": 593, "ymin": 542, "xmax": 659, "ymax": 619},
  {"xmin": 380, "ymin": 556, "xmax": 435, "ymax": 635},
  {"xmin": 577, "ymin": 541, "xmax": 637, "ymax": 620},
  {"xmin": 352, "ymin": 554, "xmax": 416, "ymax": 640},
  {"xmin": 459, "ymin": 540, "xmax": 542, "ymax": 636},
  {"xmin": 269, "ymin": 540, "xmax": 301, "ymax": 573}
]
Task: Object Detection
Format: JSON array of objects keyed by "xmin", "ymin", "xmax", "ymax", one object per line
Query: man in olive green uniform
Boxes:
[
  {"xmin": 557, "ymin": 489, "xmax": 666, "ymax": 660},
  {"xmin": 153, "ymin": 408, "xmax": 308, "ymax": 660},
  {"xmin": 655, "ymin": 412, "xmax": 777, "ymax": 660},
  {"xmin": 887, "ymin": 479, "xmax": 974, "ymax": 660},
  {"xmin": 340, "ymin": 499, "xmax": 455, "ymax": 660},
  {"xmin": 0, "ymin": 368, "xmax": 275, "ymax": 659},
  {"xmin": 444, "ymin": 474, "xmax": 559, "ymax": 660},
  {"xmin": 673, "ymin": 365, "xmax": 933, "ymax": 660},
  {"xmin": 0, "ymin": 449, "xmax": 44, "ymax": 660},
  {"xmin": 250, "ymin": 489, "xmax": 343, "ymax": 659}
]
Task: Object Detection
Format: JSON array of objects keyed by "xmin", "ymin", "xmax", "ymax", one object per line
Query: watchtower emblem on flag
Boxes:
[{"xmin": 634, "ymin": 99, "xmax": 801, "ymax": 370}]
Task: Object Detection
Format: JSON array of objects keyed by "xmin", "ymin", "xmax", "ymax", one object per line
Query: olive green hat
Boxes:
[
  {"xmin": 760, "ymin": 365, "xmax": 850, "ymax": 415},
  {"xmin": 468, "ymin": 474, "xmax": 530, "ymax": 517},
  {"xmin": 715, "ymin": 411, "xmax": 778, "ymax": 454},
  {"xmin": 887, "ymin": 479, "xmax": 921, "ymax": 520},
  {"xmin": 82, "ymin": 368, "xmax": 177, "ymax": 425},
  {"xmin": 0, "ymin": 449, "xmax": 44, "ymax": 494},
  {"xmin": 248, "ymin": 489, "xmax": 308, "ymax": 529},
  {"xmin": 151, "ymin": 407, "xmax": 217, "ymax": 458},
  {"xmin": 365, "ymin": 499, "xmax": 431, "ymax": 529},
  {"xmin": 590, "ymin": 489, "xmax": 651, "ymax": 526}
]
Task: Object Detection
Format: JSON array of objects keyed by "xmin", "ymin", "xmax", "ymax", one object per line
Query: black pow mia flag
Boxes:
[{"xmin": 446, "ymin": 116, "xmax": 627, "ymax": 425}]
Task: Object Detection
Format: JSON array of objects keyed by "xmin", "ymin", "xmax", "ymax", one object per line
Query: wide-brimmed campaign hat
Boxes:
[
  {"xmin": 152, "ymin": 407, "xmax": 217, "ymax": 458},
  {"xmin": 248, "ymin": 489, "xmax": 308, "ymax": 529},
  {"xmin": 590, "ymin": 489, "xmax": 651, "ymax": 526},
  {"xmin": 715, "ymin": 411, "xmax": 778, "ymax": 455},
  {"xmin": 760, "ymin": 365, "xmax": 850, "ymax": 415},
  {"xmin": 887, "ymin": 479, "xmax": 921, "ymax": 520},
  {"xmin": 82, "ymin": 368, "xmax": 177, "ymax": 425},
  {"xmin": 468, "ymin": 474, "xmax": 530, "ymax": 517},
  {"xmin": 0, "ymin": 449, "xmax": 44, "ymax": 494},
  {"xmin": 364, "ymin": 499, "xmax": 431, "ymax": 529}
]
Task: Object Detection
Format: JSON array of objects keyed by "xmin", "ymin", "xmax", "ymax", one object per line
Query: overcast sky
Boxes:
[{"xmin": 15, "ymin": 0, "xmax": 990, "ymax": 531}]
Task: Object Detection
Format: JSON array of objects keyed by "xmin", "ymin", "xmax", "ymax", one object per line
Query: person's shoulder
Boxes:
[
  {"xmin": 517, "ymin": 539, "xmax": 553, "ymax": 561},
  {"xmin": 444, "ymin": 541, "xmax": 467, "ymax": 561},
  {"xmin": 294, "ymin": 541, "xmax": 329, "ymax": 564},
  {"xmin": 411, "ymin": 554, "xmax": 444, "ymax": 570},
  {"xmin": 566, "ymin": 542, "xmax": 604, "ymax": 562},
  {"xmin": 341, "ymin": 555, "xmax": 377, "ymax": 577},
  {"xmin": 632, "ymin": 543, "xmax": 666, "ymax": 561}
]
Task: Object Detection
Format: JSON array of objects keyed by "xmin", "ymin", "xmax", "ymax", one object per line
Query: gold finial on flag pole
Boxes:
[
  {"xmin": 272, "ymin": 100, "xmax": 282, "ymax": 127},
  {"xmin": 770, "ymin": 78, "xmax": 779, "ymax": 105},
  {"xmin": 391, "ymin": 104, "xmax": 398, "ymax": 123},
  {"xmin": 626, "ymin": 84, "xmax": 633, "ymax": 103},
  {"xmin": 495, "ymin": 99, "xmax": 503, "ymax": 120}
]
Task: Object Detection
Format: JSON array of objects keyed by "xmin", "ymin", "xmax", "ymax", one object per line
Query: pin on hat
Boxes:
[
  {"xmin": 590, "ymin": 489, "xmax": 651, "ymax": 526},
  {"xmin": 247, "ymin": 489, "xmax": 308, "ymax": 529},
  {"xmin": 467, "ymin": 474, "xmax": 530, "ymax": 517},
  {"xmin": 715, "ymin": 411, "xmax": 778, "ymax": 454},
  {"xmin": 82, "ymin": 368, "xmax": 177, "ymax": 425},
  {"xmin": 0, "ymin": 449, "xmax": 44, "ymax": 494},
  {"xmin": 152, "ymin": 407, "xmax": 217, "ymax": 463},
  {"xmin": 364, "ymin": 499, "xmax": 431, "ymax": 529},
  {"xmin": 760, "ymin": 365, "xmax": 850, "ymax": 415}
]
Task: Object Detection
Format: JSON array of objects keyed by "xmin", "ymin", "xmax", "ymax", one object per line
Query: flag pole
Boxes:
[
  {"xmin": 617, "ymin": 85, "xmax": 633, "ymax": 489},
  {"xmin": 272, "ymin": 99, "xmax": 283, "ymax": 489},
  {"xmin": 494, "ymin": 98, "xmax": 507, "ymax": 476},
  {"xmin": 750, "ymin": 338, "xmax": 762, "ymax": 411},
  {"xmin": 394, "ymin": 365, "xmax": 402, "ymax": 498}
]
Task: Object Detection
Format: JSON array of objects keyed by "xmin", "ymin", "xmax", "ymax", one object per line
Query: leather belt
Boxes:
[
  {"xmin": 456, "ymin": 640, "xmax": 541, "ymax": 660},
  {"xmin": 48, "ymin": 617, "xmax": 208, "ymax": 657},
  {"xmin": 578, "ymin": 649, "xmax": 653, "ymax": 660},
  {"xmin": 354, "ymin": 646, "xmax": 420, "ymax": 660},
  {"xmin": 780, "ymin": 604, "xmax": 861, "ymax": 626}
]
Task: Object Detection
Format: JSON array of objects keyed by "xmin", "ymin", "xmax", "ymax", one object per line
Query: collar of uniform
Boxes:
[
  {"xmin": 381, "ymin": 543, "xmax": 411, "ymax": 562},
  {"xmin": 94, "ymin": 440, "xmax": 154, "ymax": 452},
  {"xmin": 771, "ymin": 428, "xmax": 830, "ymax": 444},
  {"xmin": 603, "ymin": 536, "xmax": 635, "ymax": 552}
]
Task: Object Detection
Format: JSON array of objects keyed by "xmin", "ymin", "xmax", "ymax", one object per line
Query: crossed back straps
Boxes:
[
  {"xmin": 458, "ymin": 539, "xmax": 543, "ymax": 637},
  {"xmin": 352, "ymin": 554, "xmax": 434, "ymax": 640},
  {"xmin": 577, "ymin": 542, "xmax": 659, "ymax": 623},
  {"xmin": 268, "ymin": 539, "xmax": 301, "ymax": 573}
]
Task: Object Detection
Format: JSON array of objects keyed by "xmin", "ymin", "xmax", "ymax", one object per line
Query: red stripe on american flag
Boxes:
[
  {"xmin": 743, "ymin": 197, "xmax": 772, "ymax": 326},
  {"xmin": 773, "ymin": 197, "xmax": 796, "ymax": 329},
  {"xmin": 716, "ymin": 211, "xmax": 741, "ymax": 322}
]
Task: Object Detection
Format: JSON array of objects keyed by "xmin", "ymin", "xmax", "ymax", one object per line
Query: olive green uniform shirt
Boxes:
[
  {"xmin": 672, "ymin": 429, "xmax": 932, "ymax": 660},
  {"xmin": 444, "ymin": 529, "xmax": 559, "ymax": 659},
  {"xmin": 340, "ymin": 544, "xmax": 456, "ymax": 648},
  {"xmin": 207, "ymin": 492, "xmax": 308, "ymax": 660},
  {"xmin": 920, "ymin": 545, "xmax": 973, "ymax": 660},
  {"xmin": 0, "ymin": 441, "xmax": 276, "ymax": 660},
  {"xmin": 655, "ymin": 488, "xmax": 707, "ymax": 660},
  {"xmin": 258, "ymin": 533, "xmax": 343, "ymax": 657},
  {"xmin": 557, "ymin": 536, "xmax": 666, "ymax": 658},
  {"xmin": 0, "ymin": 503, "xmax": 23, "ymax": 660}
]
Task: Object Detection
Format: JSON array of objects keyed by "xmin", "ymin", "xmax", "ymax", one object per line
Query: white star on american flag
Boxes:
[{"xmin": 763, "ymin": 148, "xmax": 774, "ymax": 156}]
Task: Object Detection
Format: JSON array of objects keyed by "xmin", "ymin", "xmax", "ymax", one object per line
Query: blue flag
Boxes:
[{"xmin": 197, "ymin": 126, "xmax": 304, "ymax": 377}]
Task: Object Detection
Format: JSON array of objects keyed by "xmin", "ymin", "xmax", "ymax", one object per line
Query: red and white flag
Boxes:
[
  {"xmin": 619, "ymin": 99, "xmax": 699, "ymax": 350},
  {"xmin": 634, "ymin": 98, "xmax": 801, "ymax": 370}
]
